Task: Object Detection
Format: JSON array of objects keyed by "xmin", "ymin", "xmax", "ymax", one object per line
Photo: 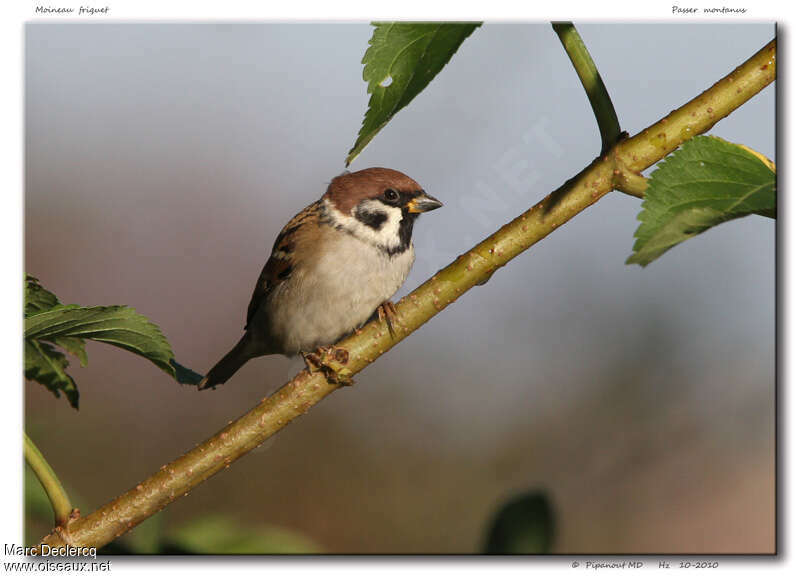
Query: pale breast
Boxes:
[{"xmin": 265, "ymin": 231, "xmax": 415, "ymax": 354}]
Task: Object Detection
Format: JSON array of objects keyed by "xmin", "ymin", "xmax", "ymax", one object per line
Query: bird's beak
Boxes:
[{"xmin": 407, "ymin": 191, "xmax": 444, "ymax": 214}]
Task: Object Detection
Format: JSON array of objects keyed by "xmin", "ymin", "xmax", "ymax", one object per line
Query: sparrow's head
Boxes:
[{"xmin": 323, "ymin": 167, "xmax": 443, "ymax": 255}]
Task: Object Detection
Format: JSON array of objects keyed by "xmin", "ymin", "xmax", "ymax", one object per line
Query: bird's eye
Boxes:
[{"xmin": 384, "ymin": 189, "xmax": 399, "ymax": 202}]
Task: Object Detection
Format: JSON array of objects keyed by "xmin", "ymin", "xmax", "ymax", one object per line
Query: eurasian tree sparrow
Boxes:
[{"xmin": 199, "ymin": 167, "xmax": 442, "ymax": 389}]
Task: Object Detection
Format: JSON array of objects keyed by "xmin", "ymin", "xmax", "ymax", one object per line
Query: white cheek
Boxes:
[
  {"xmin": 323, "ymin": 198, "xmax": 404, "ymax": 251},
  {"xmin": 355, "ymin": 199, "xmax": 404, "ymax": 248}
]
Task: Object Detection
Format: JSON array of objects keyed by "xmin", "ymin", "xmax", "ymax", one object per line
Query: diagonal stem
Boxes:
[
  {"xmin": 36, "ymin": 38, "xmax": 775, "ymax": 552},
  {"xmin": 24, "ymin": 432, "xmax": 73, "ymax": 528},
  {"xmin": 552, "ymin": 22, "xmax": 622, "ymax": 153}
]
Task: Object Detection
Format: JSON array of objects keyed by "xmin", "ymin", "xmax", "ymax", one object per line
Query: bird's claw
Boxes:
[
  {"xmin": 302, "ymin": 346, "xmax": 353, "ymax": 386},
  {"xmin": 377, "ymin": 300, "xmax": 399, "ymax": 338}
]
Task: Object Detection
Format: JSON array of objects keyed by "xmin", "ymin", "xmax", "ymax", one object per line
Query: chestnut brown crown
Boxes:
[{"xmin": 324, "ymin": 167, "xmax": 425, "ymax": 214}]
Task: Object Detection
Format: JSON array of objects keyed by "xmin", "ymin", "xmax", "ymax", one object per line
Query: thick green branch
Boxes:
[
  {"xmin": 612, "ymin": 160, "xmax": 649, "ymax": 198},
  {"xmin": 617, "ymin": 40, "xmax": 775, "ymax": 172},
  {"xmin": 552, "ymin": 22, "xmax": 621, "ymax": 152},
  {"xmin": 24, "ymin": 432, "xmax": 73, "ymax": 528},
  {"xmin": 37, "ymin": 38, "xmax": 775, "ymax": 552}
]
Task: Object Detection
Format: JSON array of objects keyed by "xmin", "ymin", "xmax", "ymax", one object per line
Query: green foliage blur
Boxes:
[
  {"xmin": 484, "ymin": 492, "xmax": 555, "ymax": 554},
  {"xmin": 25, "ymin": 471, "xmax": 320, "ymax": 554}
]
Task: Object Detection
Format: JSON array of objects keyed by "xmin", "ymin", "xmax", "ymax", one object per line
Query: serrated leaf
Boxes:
[
  {"xmin": 627, "ymin": 135, "xmax": 776, "ymax": 267},
  {"xmin": 25, "ymin": 275, "xmax": 60, "ymax": 317},
  {"xmin": 346, "ymin": 22, "xmax": 481, "ymax": 165},
  {"xmin": 24, "ymin": 275, "xmax": 201, "ymax": 408},
  {"xmin": 47, "ymin": 336, "xmax": 88, "ymax": 366},
  {"xmin": 734, "ymin": 142, "xmax": 775, "ymax": 172},
  {"xmin": 25, "ymin": 276, "xmax": 89, "ymax": 365},
  {"xmin": 25, "ymin": 340, "xmax": 80, "ymax": 409},
  {"xmin": 25, "ymin": 305, "xmax": 176, "ymax": 377}
]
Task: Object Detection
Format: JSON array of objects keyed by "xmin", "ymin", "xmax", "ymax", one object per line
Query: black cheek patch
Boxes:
[{"xmin": 354, "ymin": 206, "xmax": 388, "ymax": 230}]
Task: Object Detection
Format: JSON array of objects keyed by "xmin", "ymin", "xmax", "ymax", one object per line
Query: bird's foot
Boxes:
[
  {"xmin": 302, "ymin": 346, "xmax": 353, "ymax": 386},
  {"xmin": 377, "ymin": 300, "xmax": 399, "ymax": 338}
]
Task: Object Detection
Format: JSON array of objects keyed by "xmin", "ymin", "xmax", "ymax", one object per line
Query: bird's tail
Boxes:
[{"xmin": 198, "ymin": 334, "xmax": 255, "ymax": 390}]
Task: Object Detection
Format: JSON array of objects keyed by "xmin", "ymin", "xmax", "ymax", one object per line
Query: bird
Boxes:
[{"xmin": 198, "ymin": 167, "xmax": 443, "ymax": 390}]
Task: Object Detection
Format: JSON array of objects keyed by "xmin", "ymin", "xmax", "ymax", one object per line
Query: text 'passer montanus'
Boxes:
[{"xmin": 198, "ymin": 167, "xmax": 443, "ymax": 390}]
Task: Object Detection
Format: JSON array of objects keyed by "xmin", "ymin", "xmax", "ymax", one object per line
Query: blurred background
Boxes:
[{"xmin": 24, "ymin": 22, "xmax": 775, "ymax": 553}]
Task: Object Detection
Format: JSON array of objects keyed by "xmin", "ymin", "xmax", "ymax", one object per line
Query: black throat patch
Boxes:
[{"xmin": 394, "ymin": 211, "xmax": 418, "ymax": 255}]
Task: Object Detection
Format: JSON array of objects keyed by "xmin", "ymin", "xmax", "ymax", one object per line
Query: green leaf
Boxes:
[
  {"xmin": 25, "ymin": 340, "xmax": 80, "ymax": 409},
  {"xmin": 25, "ymin": 275, "xmax": 60, "ymax": 317},
  {"xmin": 48, "ymin": 336, "xmax": 88, "ymax": 367},
  {"xmin": 484, "ymin": 492, "xmax": 556, "ymax": 554},
  {"xmin": 171, "ymin": 359, "xmax": 204, "ymax": 386},
  {"xmin": 346, "ymin": 22, "xmax": 481, "ymax": 165},
  {"xmin": 627, "ymin": 135, "xmax": 776, "ymax": 267},
  {"xmin": 25, "ymin": 276, "xmax": 89, "ymax": 365},
  {"xmin": 25, "ymin": 305, "xmax": 176, "ymax": 377},
  {"xmin": 164, "ymin": 515, "xmax": 320, "ymax": 554},
  {"xmin": 24, "ymin": 275, "xmax": 201, "ymax": 408}
]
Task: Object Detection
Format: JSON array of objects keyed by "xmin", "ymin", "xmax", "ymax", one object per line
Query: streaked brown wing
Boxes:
[{"xmin": 245, "ymin": 201, "xmax": 321, "ymax": 329}]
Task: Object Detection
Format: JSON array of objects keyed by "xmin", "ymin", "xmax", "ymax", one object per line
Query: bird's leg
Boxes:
[
  {"xmin": 377, "ymin": 300, "xmax": 399, "ymax": 338},
  {"xmin": 302, "ymin": 346, "xmax": 353, "ymax": 386}
]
